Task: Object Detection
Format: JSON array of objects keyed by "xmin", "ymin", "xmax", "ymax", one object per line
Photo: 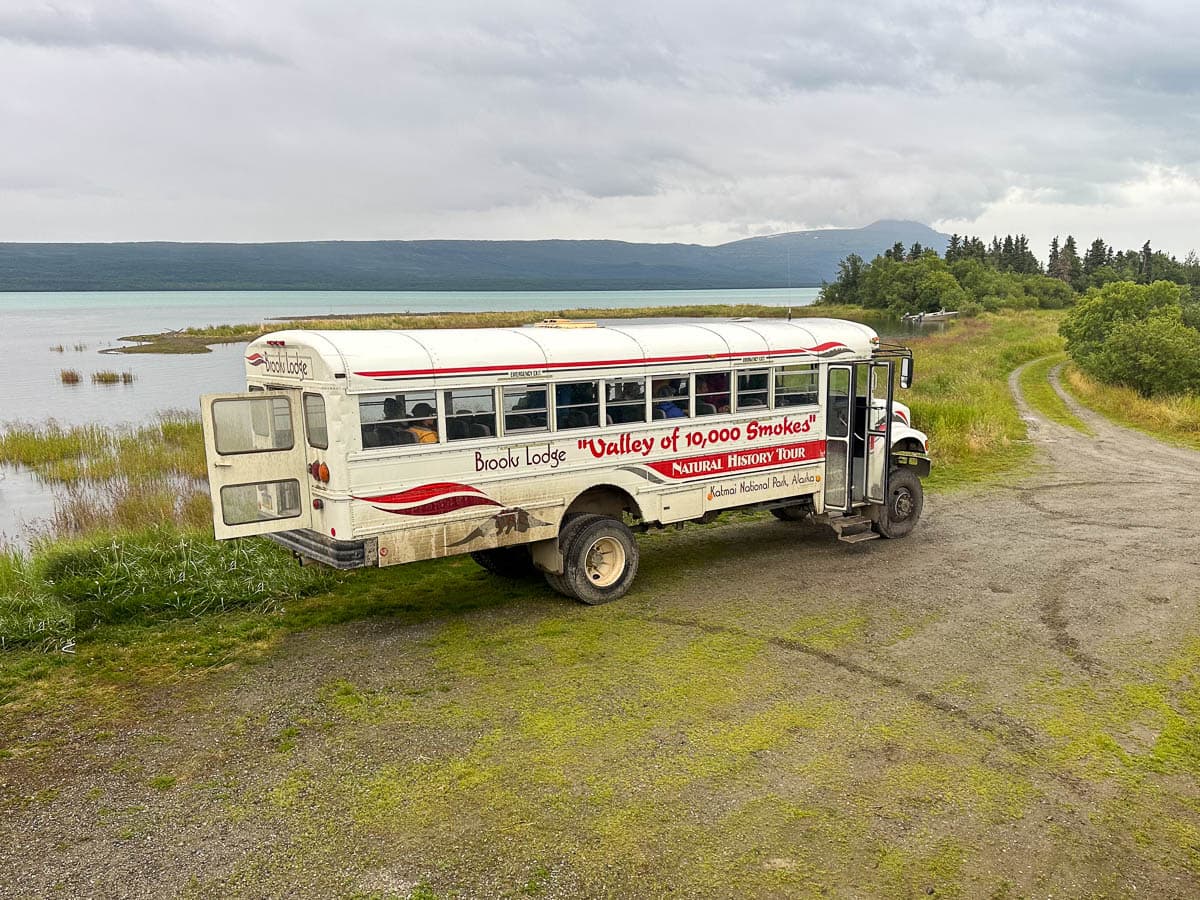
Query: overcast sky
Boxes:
[{"xmin": 2, "ymin": 0, "xmax": 1198, "ymax": 258}]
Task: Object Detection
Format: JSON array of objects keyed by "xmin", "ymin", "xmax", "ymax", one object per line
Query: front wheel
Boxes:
[
  {"xmin": 874, "ymin": 468, "xmax": 924, "ymax": 539},
  {"xmin": 558, "ymin": 516, "xmax": 640, "ymax": 605}
]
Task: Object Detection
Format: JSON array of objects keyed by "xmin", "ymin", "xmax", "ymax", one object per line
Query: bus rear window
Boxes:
[
  {"xmin": 212, "ymin": 396, "xmax": 294, "ymax": 455},
  {"xmin": 303, "ymin": 393, "xmax": 328, "ymax": 449}
]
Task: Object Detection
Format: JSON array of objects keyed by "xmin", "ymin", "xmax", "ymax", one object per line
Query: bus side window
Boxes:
[
  {"xmin": 303, "ymin": 393, "xmax": 329, "ymax": 449},
  {"xmin": 503, "ymin": 384, "xmax": 548, "ymax": 433},
  {"xmin": 555, "ymin": 381, "xmax": 600, "ymax": 430},
  {"xmin": 359, "ymin": 391, "xmax": 438, "ymax": 447},
  {"xmin": 735, "ymin": 369, "xmax": 769, "ymax": 410},
  {"xmin": 696, "ymin": 371, "xmax": 730, "ymax": 415},
  {"xmin": 607, "ymin": 377, "xmax": 647, "ymax": 424},
  {"xmin": 650, "ymin": 376, "xmax": 688, "ymax": 419},
  {"xmin": 444, "ymin": 387, "xmax": 497, "ymax": 440},
  {"xmin": 773, "ymin": 364, "xmax": 818, "ymax": 408}
]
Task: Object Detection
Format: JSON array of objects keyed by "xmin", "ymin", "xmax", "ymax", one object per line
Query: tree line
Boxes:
[
  {"xmin": 820, "ymin": 233, "xmax": 1200, "ymax": 317},
  {"xmin": 820, "ymin": 232, "xmax": 1200, "ymax": 397}
]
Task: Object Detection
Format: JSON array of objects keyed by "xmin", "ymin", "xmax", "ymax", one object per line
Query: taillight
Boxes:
[{"xmin": 318, "ymin": 462, "xmax": 330, "ymax": 483}]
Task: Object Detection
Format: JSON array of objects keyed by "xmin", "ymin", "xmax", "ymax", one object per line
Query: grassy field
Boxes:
[
  {"xmin": 117, "ymin": 303, "xmax": 893, "ymax": 353},
  {"xmin": 1061, "ymin": 365, "xmax": 1200, "ymax": 450}
]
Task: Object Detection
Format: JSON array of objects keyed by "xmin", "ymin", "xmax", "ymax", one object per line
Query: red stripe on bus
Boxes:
[
  {"xmin": 644, "ymin": 440, "xmax": 827, "ymax": 480},
  {"xmin": 371, "ymin": 495, "xmax": 502, "ymax": 517},
  {"xmin": 353, "ymin": 481, "xmax": 486, "ymax": 505},
  {"xmin": 353, "ymin": 343, "xmax": 849, "ymax": 379}
]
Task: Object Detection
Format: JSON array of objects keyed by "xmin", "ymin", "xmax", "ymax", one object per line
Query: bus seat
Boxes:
[
  {"xmin": 447, "ymin": 419, "xmax": 468, "ymax": 440},
  {"xmin": 470, "ymin": 423, "xmax": 491, "ymax": 437},
  {"xmin": 696, "ymin": 401, "xmax": 717, "ymax": 415},
  {"xmin": 362, "ymin": 428, "xmax": 381, "ymax": 447},
  {"xmin": 652, "ymin": 408, "xmax": 667, "ymax": 420}
]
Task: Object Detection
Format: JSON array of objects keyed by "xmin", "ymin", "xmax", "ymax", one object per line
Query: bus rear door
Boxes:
[{"xmin": 200, "ymin": 390, "xmax": 313, "ymax": 540}]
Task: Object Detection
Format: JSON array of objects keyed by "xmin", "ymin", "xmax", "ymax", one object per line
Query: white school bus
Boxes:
[{"xmin": 200, "ymin": 318, "xmax": 931, "ymax": 604}]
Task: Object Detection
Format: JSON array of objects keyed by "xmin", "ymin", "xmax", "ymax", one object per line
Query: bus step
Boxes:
[
  {"xmin": 830, "ymin": 514, "xmax": 878, "ymax": 543},
  {"xmin": 838, "ymin": 529, "xmax": 880, "ymax": 544}
]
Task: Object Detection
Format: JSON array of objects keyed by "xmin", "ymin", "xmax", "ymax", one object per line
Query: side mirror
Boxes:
[{"xmin": 899, "ymin": 356, "xmax": 913, "ymax": 389}]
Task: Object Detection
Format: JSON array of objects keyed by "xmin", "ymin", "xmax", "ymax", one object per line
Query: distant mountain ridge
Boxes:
[{"xmin": 0, "ymin": 220, "xmax": 949, "ymax": 292}]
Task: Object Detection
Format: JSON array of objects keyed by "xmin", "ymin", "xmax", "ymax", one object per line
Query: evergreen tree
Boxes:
[
  {"xmin": 1083, "ymin": 238, "xmax": 1108, "ymax": 276},
  {"xmin": 1048, "ymin": 237, "xmax": 1060, "ymax": 276},
  {"xmin": 1001, "ymin": 235, "xmax": 1015, "ymax": 270},
  {"xmin": 946, "ymin": 234, "xmax": 962, "ymax": 262},
  {"xmin": 1139, "ymin": 241, "xmax": 1153, "ymax": 282},
  {"xmin": 1062, "ymin": 236, "xmax": 1084, "ymax": 291},
  {"xmin": 907, "ymin": 242, "xmax": 925, "ymax": 261}
]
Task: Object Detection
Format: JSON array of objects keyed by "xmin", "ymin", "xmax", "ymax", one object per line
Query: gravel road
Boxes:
[{"xmin": 4, "ymin": 364, "xmax": 1200, "ymax": 898}]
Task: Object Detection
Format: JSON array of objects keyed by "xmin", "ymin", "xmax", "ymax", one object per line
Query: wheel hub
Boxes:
[{"xmin": 584, "ymin": 536, "xmax": 626, "ymax": 587}]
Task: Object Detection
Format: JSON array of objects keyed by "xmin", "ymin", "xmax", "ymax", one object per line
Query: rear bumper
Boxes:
[{"xmin": 265, "ymin": 529, "xmax": 378, "ymax": 570}]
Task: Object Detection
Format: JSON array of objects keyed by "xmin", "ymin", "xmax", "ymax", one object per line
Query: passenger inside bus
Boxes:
[
  {"xmin": 607, "ymin": 378, "xmax": 646, "ymax": 424},
  {"xmin": 405, "ymin": 403, "xmax": 438, "ymax": 443},
  {"xmin": 696, "ymin": 373, "xmax": 730, "ymax": 415},
  {"xmin": 653, "ymin": 382, "xmax": 687, "ymax": 418}
]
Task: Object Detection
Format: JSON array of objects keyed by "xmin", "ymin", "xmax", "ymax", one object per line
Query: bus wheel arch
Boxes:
[{"xmin": 565, "ymin": 485, "xmax": 642, "ymax": 522}]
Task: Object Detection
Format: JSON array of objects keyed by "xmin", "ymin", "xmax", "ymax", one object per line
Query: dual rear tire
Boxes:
[
  {"xmin": 469, "ymin": 513, "xmax": 640, "ymax": 605},
  {"xmin": 543, "ymin": 514, "xmax": 640, "ymax": 605}
]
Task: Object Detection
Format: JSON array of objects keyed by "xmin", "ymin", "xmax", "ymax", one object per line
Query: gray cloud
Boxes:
[
  {"xmin": 0, "ymin": 1, "xmax": 285, "ymax": 63},
  {"xmin": 0, "ymin": 0, "xmax": 1198, "ymax": 255}
]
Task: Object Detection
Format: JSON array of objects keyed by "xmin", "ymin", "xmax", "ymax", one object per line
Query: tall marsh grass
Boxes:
[
  {"xmin": 91, "ymin": 370, "xmax": 135, "ymax": 385},
  {"xmin": 0, "ymin": 413, "xmax": 205, "ymax": 483},
  {"xmin": 59, "ymin": 369, "xmax": 81, "ymax": 385},
  {"xmin": 1064, "ymin": 367, "xmax": 1200, "ymax": 450},
  {"xmin": 1, "ymin": 527, "xmax": 336, "ymax": 648}
]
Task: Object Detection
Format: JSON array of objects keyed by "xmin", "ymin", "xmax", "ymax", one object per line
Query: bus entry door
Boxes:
[
  {"xmin": 864, "ymin": 362, "xmax": 893, "ymax": 505},
  {"xmin": 200, "ymin": 390, "xmax": 313, "ymax": 540},
  {"xmin": 824, "ymin": 365, "xmax": 853, "ymax": 513}
]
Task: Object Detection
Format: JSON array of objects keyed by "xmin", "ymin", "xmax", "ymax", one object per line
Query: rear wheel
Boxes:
[
  {"xmin": 555, "ymin": 516, "xmax": 640, "ymax": 605},
  {"xmin": 874, "ymin": 468, "xmax": 923, "ymax": 538},
  {"xmin": 543, "ymin": 513, "xmax": 603, "ymax": 597},
  {"xmin": 470, "ymin": 545, "xmax": 538, "ymax": 578}
]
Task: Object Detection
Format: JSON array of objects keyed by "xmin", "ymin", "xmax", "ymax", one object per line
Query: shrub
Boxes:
[
  {"xmin": 1060, "ymin": 280, "xmax": 1200, "ymax": 396},
  {"xmin": 1091, "ymin": 316, "xmax": 1200, "ymax": 396}
]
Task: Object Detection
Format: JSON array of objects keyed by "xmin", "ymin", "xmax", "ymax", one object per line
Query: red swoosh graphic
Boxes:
[
  {"xmin": 355, "ymin": 482, "xmax": 486, "ymax": 505},
  {"xmin": 373, "ymin": 495, "xmax": 501, "ymax": 516}
]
